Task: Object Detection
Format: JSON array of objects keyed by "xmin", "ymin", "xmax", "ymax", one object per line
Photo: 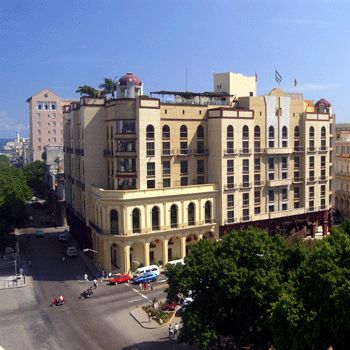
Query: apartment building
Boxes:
[
  {"xmin": 64, "ymin": 72, "xmax": 334, "ymax": 273},
  {"xmin": 334, "ymin": 123, "xmax": 350, "ymax": 216},
  {"xmin": 27, "ymin": 89, "xmax": 73, "ymax": 162}
]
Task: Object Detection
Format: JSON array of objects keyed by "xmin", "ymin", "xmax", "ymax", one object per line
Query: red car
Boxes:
[
  {"xmin": 109, "ymin": 274, "xmax": 132, "ymax": 285},
  {"xmin": 163, "ymin": 300, "xmax": 178, "ymax": 311}
]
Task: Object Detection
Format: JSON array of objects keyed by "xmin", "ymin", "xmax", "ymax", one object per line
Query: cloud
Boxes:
[
  {"xmin": 0, "ymin": 111, "xmax": 28, "ymax": 131},
  {"xmin": 297, "ymin": 83, "xmax": 341, "ymax": 92}
]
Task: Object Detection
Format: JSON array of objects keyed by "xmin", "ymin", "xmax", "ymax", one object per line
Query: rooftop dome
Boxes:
[
  {"xmin": 118, "ymin": 72, "xmax": 142, "ymax": 87},
  {"xmin": 315, "ymin": 98, "xmax": 331, "ymax": 107}
]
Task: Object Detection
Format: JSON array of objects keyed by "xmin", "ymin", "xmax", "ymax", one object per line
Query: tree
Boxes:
[
  {"xmin": 99, "ymin": 77, "xmax": 117, "ymax": 98},
  {"xmin": 75, "ymin": 85, "xmax": 102, "ymax": 98},
  {"xmin": 0, "ymin": 166, "xmax": 32, "ymax": 249},
  {"xmin": 271, "ymin": 226, "xmax": 350, "ymax": 350},
  {"xmin": 167, "ymin": 228, "xmax": 291, "ymax": 349},
  {"xmin": 23, "ymin": 160, "xmax": 45, "ymax": 197},
  {"xmin": 0, "ymin": 155, "xmax": 10, "ymax": 167}
]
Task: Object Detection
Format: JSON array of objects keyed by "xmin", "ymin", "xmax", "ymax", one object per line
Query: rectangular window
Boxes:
[
  {"xmin": 282, "ymin": 188, "xmax": 288, "ymax": 201},
  {"xmin": 227, "ymin": 194, "xmax": 234, "ymax": 208},
  {"xmin": 242, "ymin": 159, "xmax": 249, "ymax": 173},
  {"xmin": 268, "ymin": 158, "xmax": 274, "ymax": 171},
  {"xmin": 321, "ymin": 156, "xmax": 326, "ymax": 167},
  {"xmin": 254, "ymin": 158, "xmax": 260, "ymax": 172},
  {"xmin": 197, "ymin": 159, "xmax": 205, "ymax": 174},
  {"xmin": 242, "ymin": 174, "xmax": 249, "ymax": 186},
  {"xmin": 268, "ymin": 190, "xmax": 274, "ymax": 202},
  {"xmin": 269, "ymin": 204, "xmax": 274, "ymax": 212},
  {"xmin": 309, "ymin": 186, "xmax": 314, "ymax": 199},
  {"xmin": 242, "ymin": 208, "xmax": 250, "ymax": 220},
  {"xmin": 226, "ymin": 141, "xmax": 234, "ymax": 153},
  {"xmin": 254, "ymin": 207, "xmax": 261, "ymax": 214},
  {"xmin": 242, "ymin": 193, "xmax": 249, "ymax": 207},
  {"xmin": 181, "ymin": 177, "xmax": 188, "ymax": 186},
  {"xmin": 254, "ymin": 191, "xmax": 261, "ymax": 204},
  {"xmin": 162, "ymin": 142, "xmax": 171, "ymax": 155},
  {"xmin": 254, "ymin": 173, "xmax": 261, "ymax": 185},
  {"xmin": 294, "ymin": 187, "xmax": 300, "ymax": 200},
  {"xmin": 197, "ymin": 175, "xmax": 205, "ymax": 184},
  {"xmin": 227, "ymin": 175, "xmax": 234, "ymax": 188},
  {"xmin": 147, "ymin": 180, "xmax": 155, "ymax": 188},
  {"xmin": 282, "ymin": 203, "xmax": 288, "ymax": 211},
  {"xmin": 227, "ymin": 210, "xmax": 234, "ymax": 223},
  {"xmin": 180, "ymin": 160, "xmax": 188, "ymax": 175},
  {"xmin": 146, "ymin": 142, "xmax": 155, "ymax": 156},
  {"xmin": 309, "ymin": 156, "xmax": 315, "ymax": 169},
  {"xmin": 147, "ymin": 162, "xmax": 155, "ymax": 177},
  {"xmin": 162, "ymin": 161, "xmax": 170, "ymax": 176},
  {"xmin": 163, "ymin": 178, "xmax": 171, "ymax": 188},
  {"xmin": 180, "ymin": 141, "xmax": 188, "ymax": 154},
  {"xmin": 294, "ymin": 156, "xmax": 300, "ymax": 169},
  {"xmin": 227, "ymin": 159, "xmax": 234, "ymax": 173},
  {"xmin": 281, "ymin": 157, "xmax": 288, "ymax": 170}
]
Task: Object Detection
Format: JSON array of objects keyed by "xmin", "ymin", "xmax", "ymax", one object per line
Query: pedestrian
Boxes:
[
  {"xmin": 148, "ymin": 312, "xmax": 151, "ymax": 323},
  {"xmin": 84, "ymin": 273, "xmax": 88, "ymax": 282},
  {"xmin": 62, "ymin": 256, "xmax": 65, "ymax": 262},
  {"xmin": 150, "ymin": 282, "xmax": 154, "ymax": 291},
  {"xmin": 93, "ymin": 279, "xmax": 98, "ymax": 289},
  {"xmin": 174, "ymin": 323, "xmax": 179, "ymax": 337},
  {"xmin": 143, "ymin": 282, "xmax": 147, "ymax": 290},
  {"xmin": 28, "ymin": 260, "xmax": 32, "ymax": 268},
  {"xmin": 139, "ymin": 283, "xmax": 143, "ymax": 290},
  {"xmin": 108, "ymin": 272, "xmax": 112, "ymax": 278},
  {"xmin": 101, "ymin": 269, "xmax": 105, "ymax": 278},
  {"xmin": 168, "ymin": 324, "xmax": 174, "ymax": 339}
]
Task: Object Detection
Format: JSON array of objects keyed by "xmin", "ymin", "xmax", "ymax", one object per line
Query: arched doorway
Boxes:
[
  {"xmin": 168, "ymin": 236, "xmax": 181, "ymax": 261},
  {"xmin": 203, "ymin": 231, "xmax": 215, "ymax": 241},
  {"xmin": 110, "ymin": 209, "xmax": 119, "ymax": 234},
  {"xmin": 110, "ymin": 243, "xmax": 121, "ymax": 270},
  {"xmin": 185, "ymin": 234, "xmax": 198, "ymax": 256},
  {"xmin": 149, "ymin": 239, "xmax": 163, "ymax": 265},
  {"xmin": 130, "ymin": 242, "xmax": 144, "ymax": 268}
]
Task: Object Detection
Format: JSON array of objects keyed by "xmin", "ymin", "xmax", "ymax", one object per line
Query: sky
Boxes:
[{"xmin": 0, "ymin": 0, "xmax": 349, "ymax": 138}]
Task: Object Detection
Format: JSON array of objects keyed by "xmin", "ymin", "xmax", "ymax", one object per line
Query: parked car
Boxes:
[
  {"xmin": 58, "ymin": 233, "xmax": 68, "ymax": 242},
  {"xmin": 163, "ymin": 300, "xmax": 178, "ymax": 311},
  {"xmin": 132, "ymin": 272, "xmax": 158, "ymax": 284},
  {"xmin": 109, "ymin": 274, "xmax": 132, "ymax": 285},
  {"xmin": 133, "ymin": 264, "xmax": 160, "ymax": 277},
  {"xmin": 35, "ymin": 230, "xmax": 44, "ymax": 238},
  {"xmin": 66, "ymin": 247, "xmax": 77, "ymax": 257}
]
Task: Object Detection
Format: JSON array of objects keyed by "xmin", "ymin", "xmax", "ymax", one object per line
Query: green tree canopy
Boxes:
[
  {"xmin": 23, "ymin": 160, "xmax": 45, "ymax": 197},
  {"xmin": 99, "ymin": 77, "xmax": 117, "ymax": 98},
  {"xmin": 0, "ymin": 155, "xmax": 10, "ymax": 167},
  {"xmin": 76, "ymin": 85, "xmax": 103, "ymax": 98}
]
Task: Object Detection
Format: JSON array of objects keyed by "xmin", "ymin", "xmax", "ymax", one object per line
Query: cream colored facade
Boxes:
[
  {"xmin": 334, "ymin": 124, "xmax": 350, "ymax": 216},
  {"xmin": 64, "ymin": 72, "xmax": 334, "ymax": 273}
]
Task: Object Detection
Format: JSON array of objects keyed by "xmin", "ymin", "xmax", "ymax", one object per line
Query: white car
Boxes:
[{"xmin": 66, "ymin": 247, "xmax": 77, "ymax": 257}]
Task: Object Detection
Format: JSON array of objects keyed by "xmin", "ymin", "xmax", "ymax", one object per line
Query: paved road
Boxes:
[{"xmin": 0, "ymin": 231, "xmax": 191, "ymax": 350}]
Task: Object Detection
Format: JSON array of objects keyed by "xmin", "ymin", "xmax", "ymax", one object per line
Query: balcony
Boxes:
[
  {"xmin": 194, "ymin": 148, "xmax": 209, "ymax": 156},
  {"xmin": 254, "ymin": 147, "xmax": 265, "ymax": 154},
  {"xmin": 318, "ymin": 175, "xmax": 328, "ymax": 182},
  {"xmin": 293, "ymin": 177, "xmax": 304, "ymax": 183},
  {"xmin": 162, "ymin": 149, "xmax": 175, "ymax": 156},
  {"xmin": 319, "ymin": 146, "xmax": 328, "ymax": 153},
  {"xmin": 241, "ymin": 215, "xmax": 251, "ymax": 222},
  {"xmin": 319, "ymin": 205, "xmax": 327, "ymax": 210},
  {"xmin": 239, "ymin": 148, "xmax": 252, "ymax": 155},
  {"xmin": 307, "ymin": 177, "xmax": 317, "ymax": 183},
  {"xmin": 239, "ymin": 182, "xmax": 252, "ymax": 189},
  {"xmin": 307, "ymin": 207, "xmax": 316, "ymax": 212},
  {"xmin": 267, "ymin": 178, "xmax": 292, "ymax": 187},
  {"xmin": 307, "ymin": 146, "xmax": 317, "ymax": 153},
  {"xmin": 254, "ymin": 180, "xmax": 264, "ymax": 187},
  {"xmin": 265, "ymin": 147, "xmax": 292, "ymax": 155},
  {"xmin": 224, "ymin": 183, "xmax": 238, "ymax": 191},
  {"xmin": 224, "ymin": 148, "xmax": 238, "ymax": 156},
  {"xmin": 294, "ymin": 146, "xmax": 304, "ymax": 153},
  {"xmin": 177, "ymin": 148, "xmax": 192, "ymax": 156}
]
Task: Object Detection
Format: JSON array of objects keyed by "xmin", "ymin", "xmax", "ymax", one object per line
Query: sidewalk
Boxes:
[
  {"xmin": 0, "ymin": 275, "xmax": 26, "ymax": 290},
  {"xmin": 78, "ymin": 251, "xmax": 101, "ymax": 280}
]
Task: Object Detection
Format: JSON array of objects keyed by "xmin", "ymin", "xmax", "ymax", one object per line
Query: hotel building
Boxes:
[
  {"xmin": 64, "ymin": 72, "xmax": 334, "ymax": 273},
  {"xmin": 334, "ymin": 123, "xmax": 350, "ymax": 216}
]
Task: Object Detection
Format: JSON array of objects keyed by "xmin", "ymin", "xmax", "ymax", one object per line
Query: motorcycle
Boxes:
[
  {"xmin": 50, "ymin": 296, "xmax": 66, "ymax": 307},
  {"xmin": 79, "ymin": 289, "xmax": 93, "ymax": 300}
]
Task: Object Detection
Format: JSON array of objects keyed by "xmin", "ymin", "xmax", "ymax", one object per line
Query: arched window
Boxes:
[
  {"xmin": 170, "ymin": 204, "xmax": 178, "ymax": 228},
  {"xmin": 309, "ymin": 126, "xmax": 315, "ymax": 139},
  {"xmin": 282, "ymin": 126, "xmax": 288, "ymax": 138},
  {"xmin": 197, "ymin": 125, "xmax": 204, "ymax": 139},
  {"xmin": 269, "ymin": 126, "xmax": 275, "ymax": 139},
  {"xmin": 254, "ymin": 126, "xmax": 260, "ymax": 139},
  {"xmin": 205, "ymin": 201, "xmax": 211, "ymax": 224},
  {"xmin": 146, "ymin": 125, "xmax": 154, "ymax": 139},
  {"xmin": 110, "ymin": 210, "xmax": 119, "ymax": 234},
  {"xmin": 294, "ymin": 126, "xmax": 300, "ymax": 138},
  {"xmin": 162, "ymin": 125, "xmax": 170, "ymax": 139},
  {"xmin": 188, "ymin": 202, "xmax": 195, "ymax": 226},
  {"xmin": 132, "ymin": 208, "xmax": 140, "ymax": 233},
  {"xmin": 180, "ymin": 125, "xmax": 187, "ymax": 138},
  {"xmin": 321, "ymin": 126, "xmax": 326, "ymax": 138},
  {"xmin": 152, "ymin": 206, "xmax": 160, "ymax": 231},
  {"xmin": 242, "ymin": 125, "xmax": 249, "ymax": 139},
  {"xmin": 227, "ymin": 125, "xmax": 234, "ymax": 139}
]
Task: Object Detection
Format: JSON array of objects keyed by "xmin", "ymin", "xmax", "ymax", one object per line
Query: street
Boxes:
[{"xmin": 0, "ymin": 231, "xmax": 191, "ymax": 350}]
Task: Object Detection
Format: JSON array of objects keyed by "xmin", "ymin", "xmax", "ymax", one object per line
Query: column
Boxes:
[
  {"xmin": 123, "ymin": 205, "xmax": 128, "ymax": 235},
  {"xmin": 123, "ymin": 245, "xmax": 130, "ymax": 274},
  {"xmin": 144, "ymin": 242, "xmax": 150, "ymax": 266},
  {"xmin": 180, "ymin": 236, "xmax": 186, "ymax": 259},
  {"xmin": 163, "ymin": 239, "xmax": 169, "ymax": 266},
  {"xmin": 310, "ymin": 223, "xmax": 316, "ymax": 238},
  {"xmin": 322, "ymin": 221, "xmax": 328, "ymax": 237}
]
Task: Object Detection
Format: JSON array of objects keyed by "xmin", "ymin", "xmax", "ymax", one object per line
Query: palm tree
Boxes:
[
  {"xmin": 99, "ymin": 78, "xmax": 117, "ymax": 98},
  {"xmin": 76, "ymin": 85, "xmax": 100, "ymax": 97}
]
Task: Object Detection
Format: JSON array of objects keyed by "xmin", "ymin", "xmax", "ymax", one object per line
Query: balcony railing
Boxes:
[
  {"xmin": 224, "ymin": 148, "xmax": 238, "ymax": 156},
  {"xmin": 177, "ymin": 149, "xmax": 192, "ymax": 156},
  {"xmin": 319, "ymin": 175, "xmax": 328, "ymax": 181},
  {"xmin": 307, "ymin": 177, "xmax": 317, "ymax": 183},
  {"xmin": 194, "ymin": 148, "xmax": 209, "ymax": 155},
  {"xmin": 240, "ymin": 182, "xmax": 252, "ymax": 189},
  {"xmin": 254, "ymin": 180, "xmax": 264, "ymax": 186},
  {"xmin": 239, "ymin": 148, "xmax": 252, "ymax": 155},
  {"xmin": 293, "ymin": 177, "xmax": 304, "ymax": 183},
  {"xmin": 294, "ymin": 146, "xmax": 304, "ymax": 152},
  {"xmin": 224, "ymin": 184, "xmax": 238, "ymax": 191},
  {"xmin": 307, "ymin": 207, "xmax": 316, "ymax": 212},
  {"xmin": 162, "ymin": 149, "xmax": 175, "ymax": 156},
  {"xmin": 307, "ymin": 146, "xmax": 317, "ymax": 153},
  {"xmin": 319, "ymin": 146, "xmax": 328, "ymax": 152},
  {"xmin": 225, "ymin": 218, "xmax": 236, "ymax": 224},
  {"xmin": 319, "ymin": 205, "xmax": 327, "ymax": 210},
  {"xmin": 254, "ymin": 147, "xmax": 265, "ymax": 154},
  {"xmin": 242, "ymin": 215, "xmax": 251, "ymax": 222}
]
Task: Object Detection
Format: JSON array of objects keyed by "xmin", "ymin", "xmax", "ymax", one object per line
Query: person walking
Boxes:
[
  {"xmin": 174, "ymin": 323, "xmax": 179, "ymax": 337},
  {"xmin": 93, "ymin": 279, "xmax": 98, "ymax": 289},
  {"xmin": 84, "ymin": 273, "xmax": 88, "ymax": 282},
  {"xmin": 139, "ymin": 283, "xmax": 143, "ymax": 290},
  {"xmin": 168, "ymin": 324, "xmax": 174, "ymax": 340}
]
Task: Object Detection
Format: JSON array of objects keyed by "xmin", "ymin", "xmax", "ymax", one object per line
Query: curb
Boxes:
[{"xmin": 130, "ymin": 307, "xmax": 176, "ymax": 329}]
